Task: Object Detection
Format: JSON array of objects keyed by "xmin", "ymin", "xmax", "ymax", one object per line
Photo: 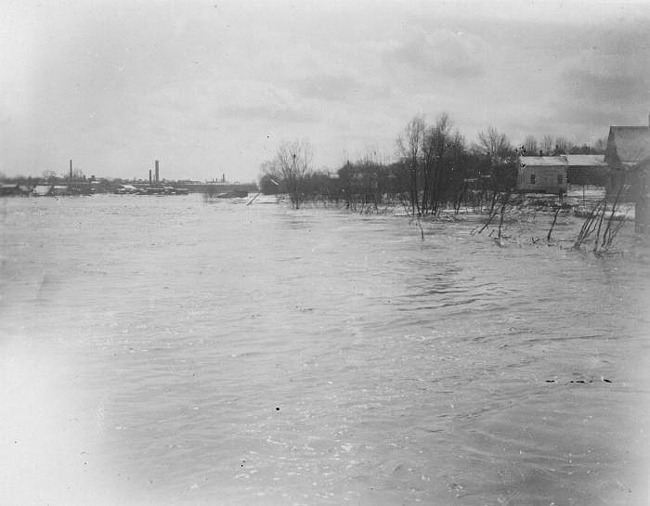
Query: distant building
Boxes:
[
  {"xmin": 517, "ymin": 156, "xmax": 568, "ymax": 194},
  {"xmin": 0, "ymin": 184, "xmax": 29, "ymax": 197},
  {"xmin": 52, "ymin": 185, "xmax": 70, "ymax": 196},
  {"xmin": 115, "ymin": 184, "xmax": 138, "ymax": 194},
  {"xmin": 32, "ymin": 185, "xmax": 53, "ymax": 197}
]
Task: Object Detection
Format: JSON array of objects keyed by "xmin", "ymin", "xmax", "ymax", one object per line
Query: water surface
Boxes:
[{"xmin": 1, "ymin": 195, "xmax": 649, "ymax": 505}]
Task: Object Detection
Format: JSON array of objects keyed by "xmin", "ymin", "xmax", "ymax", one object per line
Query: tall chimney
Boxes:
[
  {"xmin": 149, "ymin": 169, "xmax": 152, "ymax": 185},
  {"xmin": 155, "ymin": 160, "xmax": 159, "ymax": 183},
  {"xmin": 69, "ymin": 159, "xmax": 73, "ymax": 180}
]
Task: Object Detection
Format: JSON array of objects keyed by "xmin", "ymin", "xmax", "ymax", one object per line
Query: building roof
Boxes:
[
  {"xmin": 605, "ymin": 125, "xmax": 650, "ymax": 167},
  {"xmin": 520, "ymin": 156, "xmax": 567, "ymax": 167},
  {"xmin": 565, "ymin": 154, "xmax": 606, "ymax": 167}
]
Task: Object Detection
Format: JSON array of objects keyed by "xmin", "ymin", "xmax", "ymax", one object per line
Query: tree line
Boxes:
[{"xmin": 259, "ymin": 113, "xmax": 606, "ymax": 215}]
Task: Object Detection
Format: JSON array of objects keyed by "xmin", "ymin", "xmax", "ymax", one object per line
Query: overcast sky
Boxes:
[{"xmin": 2, "ymin": 0, "xmax": 649, "ymax": 182}]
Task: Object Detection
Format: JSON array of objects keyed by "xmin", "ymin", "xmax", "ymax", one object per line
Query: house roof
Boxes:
[
  {"xmin": 605, "ymin": 126, "xmax": 650, "ymax": 166},
  {"xmin": 565, "ymin": 154, "xmax": 606, "ymax": 167},
  {"xmin": 520, "ymin": 156, "xmax": 567, "ymax": 167}
]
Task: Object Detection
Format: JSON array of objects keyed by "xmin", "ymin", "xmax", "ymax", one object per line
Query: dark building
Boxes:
[
  {"xmin": 604, "ymin": 118, "xmax": 650, "ymax": 201},
  {"xmin": 603, "ymin": 117, "xmax": 650, "ymax": 232}
]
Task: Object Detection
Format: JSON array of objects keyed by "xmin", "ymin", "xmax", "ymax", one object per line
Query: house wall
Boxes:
[
  {"xmin": 567, "ymin": 166, "xmax": 608, "ymax": 187},
  {"xmin": 605, "ymin": 170, "xmax": 633, "ymax": 201},
  {"xmin": 634, "ymin": 163, "xmax": 650, "ymax": 233},
  {"xmin": 517, "ymin": 165, "xmax": 567, "ymax": 194}
]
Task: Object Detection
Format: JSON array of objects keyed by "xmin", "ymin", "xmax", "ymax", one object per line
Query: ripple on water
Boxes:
[{"xmin": 1, "ymin": 196, "xmax": 648, "ymax": 506}]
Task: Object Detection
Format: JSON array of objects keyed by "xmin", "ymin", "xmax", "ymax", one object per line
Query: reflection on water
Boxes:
[{"xmin": 1, "ymin": 195, "xmax": 649, "ymax": 506}]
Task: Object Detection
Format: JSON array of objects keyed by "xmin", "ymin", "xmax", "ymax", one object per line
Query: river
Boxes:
[{"xmin": 1, "ymin": 194, "xmax": 649, "ymax": 506}]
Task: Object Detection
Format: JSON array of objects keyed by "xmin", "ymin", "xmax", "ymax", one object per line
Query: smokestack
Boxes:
[
  {"xmin": 155, "ymin": 160, "xmax": 159, "ymax": 183},
  {"xmin": 69, "ymin": 159, "xmax": 73, "ymax": 180},
  {"xmin": 149, "ymin": 169, "xmax": 152, "ymax": 185}
]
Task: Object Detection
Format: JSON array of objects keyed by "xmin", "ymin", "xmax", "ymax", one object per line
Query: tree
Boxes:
[
  {"xmin": 421, "ymin": 113, "xmax": 458, "ymax": 215},
  {"xmin": 260, "ymin": 140, "xmax": 314, "ymax": 209},
  {"xmin": 396, "ymin": 115, "xmax": 426, "ymax": 215},
  {"xmin": 541, "ymin": 135, "xmax": 554, "ymax": 156},
  {"xmin": 553, "ymin": 136, "xmax": 573, "ymax": 155},
  {"xmin": 476, "ymin": 127, "xmax": 517, "ymax": 198},
  {"xmin": 70, "ymin": 168, "xmax": 85, "ymax": 180},
  {"xmin": 477, "ymin": 126, "xmax": 512, "ymax": 164},
  {"xmin": 42, "ymin": 170, "xmax": 57, "ymax": 182},
  {"xmin": 522, "ymin": 135, "xmax": 539, "ymax": 156},
  {"xmin": 336, "ymin": 156, "xmax": 387, "ymax": 212},
  {"xmin": 593, "ymin": 136, "xmax": 608, "ymax": 154}
]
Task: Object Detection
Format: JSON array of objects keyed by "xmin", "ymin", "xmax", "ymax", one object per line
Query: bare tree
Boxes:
[
  {"xmin": 42, "ymin": 170, "xmax": 58, "ymax": 182},
  {"xmin": 522, "ymin": 135, "xmax": 539, "ymax": 156},
  {"xmin": 260, "ymin": 140, "xmax": 313, "ymax": 208},
  {"xmin": 396, "ymin": 115, "xmax": 426, "ymax": 215},
  {"xmin": 70, "ymin": 168, "xmax": 85, "ymax": 180},
  {"xmin": 541, "ymin": 135, "xmax": 554, "ymax": 156},
  {"xmin": 279, "ymin": 140, "xmax": 314, "ymax": 209},
  {"xmin": 477, "ymin": 126, "xmax": 511, "ymax": 164},
  {"xmin": 593, "ymin": 136, "xmax": 608, "ymax": 154},
  {"xmin": 553, "ymin": 136, "xmax": 573, "ymax": 155},
  {"xmin": 476, "ymin": 127, "xmax": 517, "ymax": 204},
  {"xmin": 421, "ymin": 113, "xmax": 454, "ymax": 215}
]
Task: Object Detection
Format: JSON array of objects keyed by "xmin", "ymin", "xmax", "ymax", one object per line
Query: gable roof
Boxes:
[
  {"xmin": 519, "ymin": 156, "xmax": 567, "ymax": 167},
  {"xmin": 565, "ymin": 154, "xmax": 606, "ymax": 167},
  {"xmin": 605, "ymin": 125, "xmax": 650, "ymax": 167}
]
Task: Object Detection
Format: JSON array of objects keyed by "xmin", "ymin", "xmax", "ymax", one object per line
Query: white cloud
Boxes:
[{"xmin": 2, "ymin": 0, "xmax": 650, "ymax": 180}]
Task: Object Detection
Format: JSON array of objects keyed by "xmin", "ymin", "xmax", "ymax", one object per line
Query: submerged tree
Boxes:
[
  {"xmin": 396, "ymin": 115, "xmax": 426, "ymax": 216},
  {"xmin": 260, "ymin": 140, "xmax": 314, "ymax": 209},
  {"xmin": 421, "ymin": 113, "xmax": 451, "ymax": 215},
  {"xmin": 420, "ymin": 114, "xmax": 468, "ymax": 216},
  {"xmin": 395, "ymin": 113, "xmax": 471, "ymax": 216},
  {"xmin": 475, "ymin": 126, "xmax": 517, "ymax": 211}
]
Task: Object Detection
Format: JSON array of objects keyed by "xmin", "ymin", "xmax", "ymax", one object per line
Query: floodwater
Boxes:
[{"xmin": 1, "ymin": 194, "xmax": 649, "ymax": 506}]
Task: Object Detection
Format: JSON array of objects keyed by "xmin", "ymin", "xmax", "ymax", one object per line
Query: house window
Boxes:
[
  {"xmin": 530, "ymin": 174, "xmax": 536, "ymax": 185},
  {"xmin": 557, "ymin": 174, "xmax": 563, "ymax": 185}
]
